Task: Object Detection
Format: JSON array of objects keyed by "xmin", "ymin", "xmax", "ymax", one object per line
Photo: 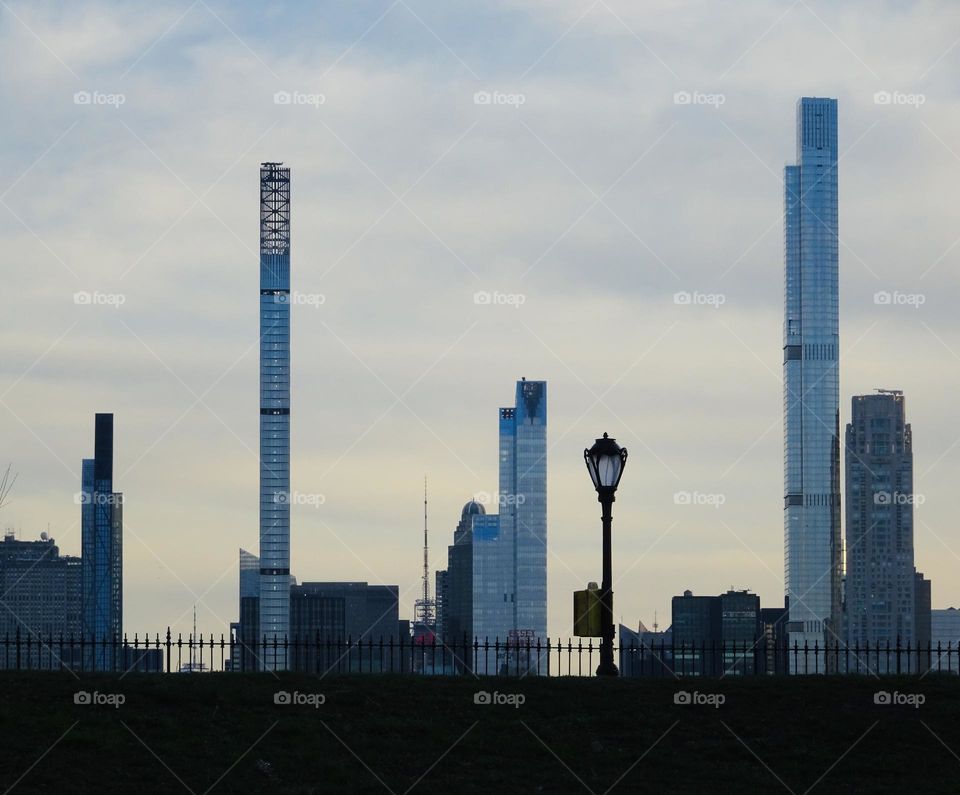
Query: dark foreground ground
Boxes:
[{"xmin": 0, "ymin": 672, "xmax": 957, "ymax": 793}]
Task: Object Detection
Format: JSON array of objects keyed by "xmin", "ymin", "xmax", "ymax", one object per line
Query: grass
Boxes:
[{"xmin": 0, "ymin": 671, "xmax": 958, "ymax": 793}]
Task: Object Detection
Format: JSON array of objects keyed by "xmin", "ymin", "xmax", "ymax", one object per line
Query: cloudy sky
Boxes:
[{"xmin": 2, "ymin": 0, "xmax": 959, "ymax": 640}]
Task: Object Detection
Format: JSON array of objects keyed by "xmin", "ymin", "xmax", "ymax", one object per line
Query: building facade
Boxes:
[
  {"xmin": 0, "ymin": 533, "xmax": 81, "ymax": 669},
  {"xmin": 672, "ymin": 589, "xmax": 762, "ymax": 675},
  {"xmin": 844, "ymin": 391, "xmax": 915, "ymax": 672},
  {"xmin": 931, "ymin": 608, "xmax": 960, "ymax": 674},
  {"xmin": 500, "ymin": 379, "xmax": 548, "ymax": 648},
  {"xmin": 259, "ymin": 162, "xmax": 291, "ymax": 670},
  {"xmin": 783, "ymin": 97, "xmax": 842, "ymax": 670},
  {"xmin": 81, "ymin": 412, "xmax": 122, "ymax": 671}
]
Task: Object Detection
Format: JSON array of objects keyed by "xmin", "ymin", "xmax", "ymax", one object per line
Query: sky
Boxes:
[{"xmin": 1, "ymin": 0, "xmax": 959, "ymax": 641}]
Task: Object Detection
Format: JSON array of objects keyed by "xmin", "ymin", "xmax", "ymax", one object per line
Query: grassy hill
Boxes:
[{"xmin": 1, "ymin": 672, "xmax": 958, "ymax": 793}]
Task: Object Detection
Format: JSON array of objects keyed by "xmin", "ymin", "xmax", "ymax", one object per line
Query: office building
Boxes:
[
  {"xmin": 672, "ymin": 589, "xmax": 761, "ymax": 675},
  {"xmin": 931, "ymin": 608, "xmax": 960, "ymax": 674},
  {"xmin": 783, "ymin": 97, "xmax": 842, "ymax": 671},
  {"xmin": 0, "ymin": 532, "xmax": 81, "ymax": 669},
  {"xmin": 81, "ymin": 412, "xmax": 122, "ymax": 671},
  {"xmin": 290, "ymin": 582, "xmax": 400, "ymax": 672},
  {"xmin": 235, "ymin": 548, "xmax": 260, "ymax": 672},
  {"xmin": 845, "ymin": 391, "xmax": 915, "ymax": 672},
  {"xmin": 259, "ymin": 162, "xmax": 292, "ymax": 671}
]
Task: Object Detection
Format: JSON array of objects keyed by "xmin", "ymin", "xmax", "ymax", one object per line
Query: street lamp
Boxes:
[{"xmin": 584, "ymin": 432, "xmax": 628, "ymax": 677}]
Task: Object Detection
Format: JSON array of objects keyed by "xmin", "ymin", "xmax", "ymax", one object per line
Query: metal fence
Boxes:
[{"xmin": 1, "ymin": 630, "xmax": 959, "ymax": 676}]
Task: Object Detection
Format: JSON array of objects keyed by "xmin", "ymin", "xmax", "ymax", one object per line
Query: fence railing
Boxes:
[{"xmin": 1, "ymin": 629, "xmax": 958, "ymax": 677}]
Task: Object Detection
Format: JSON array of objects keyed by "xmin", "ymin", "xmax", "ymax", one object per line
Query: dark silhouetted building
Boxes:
[{"xmin": 0, "ymin": 532, "xmax": 81, "ymax": 669}]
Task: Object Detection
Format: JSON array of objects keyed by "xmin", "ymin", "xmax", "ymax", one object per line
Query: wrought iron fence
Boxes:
[{"xmin": 1, "ymin": 629, "xmax": 958, "ymax": 677}]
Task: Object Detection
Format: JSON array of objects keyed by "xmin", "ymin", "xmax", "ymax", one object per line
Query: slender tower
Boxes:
[
  {"xmin": 414, "ymin": 477, "xmax": 435, "ymax": 629},
  {"xmin": 783, "ymin": 98, "xmax": 842, "ymax": 672},
  {"xmin": 258, "ymin": 162, "xmax": 291, "ymax": 671}
]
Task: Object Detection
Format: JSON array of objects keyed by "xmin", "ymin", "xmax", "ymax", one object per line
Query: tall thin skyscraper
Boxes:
[
  {"xmin": 783, "ymin": 98, "xmax": 842, "ymax": 670},
  {"xmin": 81, "ymin": 413, "xmax": 122, "ymax": 671},
  {"xmin": 845, "ymin": 391, "xmax": 915, "ymax": 672},
  {"xmin": 258, "ymin": 163, "xmax": 291, "ymax": 670}
]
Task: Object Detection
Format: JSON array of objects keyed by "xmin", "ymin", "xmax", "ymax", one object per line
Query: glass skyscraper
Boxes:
[
  {"xmin": 500, "ymin": 379, "xmax": 547, "ymax": 648},
  {"xmin": 80, "ymin": 412, "xmax": 122, "ymax": 671},
  {"xmin": 783, "ymin": 97, "xmax": 842, "ymax": 670},
  {"xmin": 258, "ymin": 163, "xmax": 291, "ymax": 670},
  {"xmin": 438, "ymin": 380, "xmax": 548, "ymax": 674}
]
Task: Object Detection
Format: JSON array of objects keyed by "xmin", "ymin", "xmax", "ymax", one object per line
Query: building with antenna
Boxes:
[{"xmin": 259, "ymin": 162, "xmax": 292, "ymax": 671}]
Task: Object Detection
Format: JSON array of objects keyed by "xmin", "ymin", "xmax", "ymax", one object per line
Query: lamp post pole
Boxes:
[{"xmin": 597, "ymin": 491, "xmax": 617, "ymax": 677}]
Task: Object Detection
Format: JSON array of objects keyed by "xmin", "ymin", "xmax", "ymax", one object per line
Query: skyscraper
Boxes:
[
  {"xmin": 783, "ymin": 97, "xmax": 842, "ymax": 670},
  {"xmin": 80, "ymin": 413, "xmax": 122, "ymax": 671},
  {"xmin": 844, "ymin": 391, "xmax": 915, "ymax": 672},
  {"xmin": 500, "ymin": 378, "xmax": 547, "ymax": 648},
  {"xmin": 259, "ymin": 162, "xmax": 291, "ymax": 670}
]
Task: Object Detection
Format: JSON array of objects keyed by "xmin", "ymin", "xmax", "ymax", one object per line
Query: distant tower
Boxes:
[
  {"xmin": 81, "ymin": 413, "xmax": 122, "ymax": 671},
  {"xmin": 258, "ymin": 162, "xmax": 291, "ymax": 671},
  {"xmin": 414, "ymin": 477, "xmax": 436, "ymax": 630}
]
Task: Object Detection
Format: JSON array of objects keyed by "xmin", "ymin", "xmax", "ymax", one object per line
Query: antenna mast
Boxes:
[{"xmin": 414, "ymin": 476, "xmax": 435, "ymax": 628}]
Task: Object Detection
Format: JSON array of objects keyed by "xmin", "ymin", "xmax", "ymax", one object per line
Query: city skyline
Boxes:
[{"xmin": 3, "ymin": 2, "xmax": 960, "ymax": 642}]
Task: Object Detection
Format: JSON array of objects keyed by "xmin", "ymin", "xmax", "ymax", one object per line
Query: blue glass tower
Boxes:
[
  {"xmin": 258, "ymin": 163, "xmax": 291, "ymax": 670},
  {"xmin": 80, "ymin": 413, "xmax": 122, "ymax": 671},
  {"xmin": 783, "ymin": 98, "xmax": 842, "ymax": 670}
]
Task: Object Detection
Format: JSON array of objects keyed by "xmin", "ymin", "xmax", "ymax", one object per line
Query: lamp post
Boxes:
[{"xmin": 584, "ymin": 432, "xmax": 628, "ymax": 677}]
